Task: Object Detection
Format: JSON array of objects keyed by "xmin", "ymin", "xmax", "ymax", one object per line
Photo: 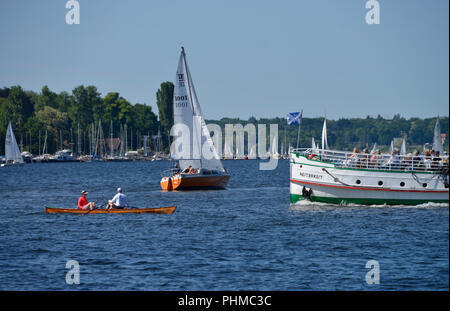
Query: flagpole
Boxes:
[{"xmin": 296, "ymin": 109, "xmax": 302, "ymax": 149}]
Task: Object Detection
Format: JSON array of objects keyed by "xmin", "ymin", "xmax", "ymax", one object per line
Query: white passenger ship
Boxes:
[{"xmin": 290, "ymin": 148, "xmax": 449, "ymax": 205}]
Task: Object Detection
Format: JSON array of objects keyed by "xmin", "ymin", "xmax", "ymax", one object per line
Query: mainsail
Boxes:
[
  {"xmin": 321, "ymin": 119, "xmax": 328, "ymax": 150},
  {"xmin": 311, "ymin": 137, "xmax": 319, "ymax": 150},
  {"xmin": 432, "ymin": 118, "xmax": 443, "ymax": 153},
  {"xmin": 371, "ymin": 142, "xmax": 378, "ymax": 153},
  {"xmin": 5, "ymin": 122, "xmax": 24, "ymax": 163},
  {"xmin": 400, "ymin": 138, "xmax": 406, "ymax": 155},
  {"xmin": 271, "ymin": 135, "xmax": 278, "ymax": 156},
  {"xmin": 249, "ymin": 144, "xmax": 257, "ymax": 159},
  {"xmin": 224, "ymin": 139, "xmax": 233, "ymax": 159},
  {"xmin": 172, "ymin": 47, "xmax": 225, "ymax": 172}
]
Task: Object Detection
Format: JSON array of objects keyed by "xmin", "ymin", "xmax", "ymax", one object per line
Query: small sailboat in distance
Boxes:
[
  {"xmin": 160, "ymin": 47, "xmax": 230, "ymax": 190},
  {"xmin": 432, "ymin": 117, "xmax": 443, "ymax": 153},
  {"xmin": 2, "ymin": 122, "xmax": 24, "ymax": 167}
]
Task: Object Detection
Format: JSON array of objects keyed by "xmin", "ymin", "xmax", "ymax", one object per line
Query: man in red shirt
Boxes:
[{"xmin": 77, "ymin": 190, "xmax": 96, "ymax": 210}]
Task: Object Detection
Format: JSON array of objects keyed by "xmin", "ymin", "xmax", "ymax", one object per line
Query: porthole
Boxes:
[
  {"xmin": 356, "ymin": 180, "xmax": 361, "ymax": 185},
  {"xmin": 378, "ymin": 181, "xmax": 383, "ymax": 186},
  {"xmin": 400, "ymin": 182, "xmax": 405, "ymax": 187},
  {"xmin": 422, "ymin": 183, "xmax": 427, "ymax": 188}
]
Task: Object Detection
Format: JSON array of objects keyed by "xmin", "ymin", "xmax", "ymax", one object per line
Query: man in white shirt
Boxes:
[{"xmin": 106, "ymin": 188, "xmax": 129, "ymax": 210}]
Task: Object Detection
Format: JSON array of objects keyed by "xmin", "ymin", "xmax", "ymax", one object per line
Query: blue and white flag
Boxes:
[{"xmin": 286, "ymin": 111, "xmax": 302, "ymax": 125}]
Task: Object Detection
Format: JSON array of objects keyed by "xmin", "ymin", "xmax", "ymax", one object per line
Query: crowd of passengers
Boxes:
[{"xmin": 309, "ymin": 148, "xmax": 448, "ymax": 171}]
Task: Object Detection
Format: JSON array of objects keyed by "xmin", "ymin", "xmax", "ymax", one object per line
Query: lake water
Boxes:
[{"xmin": 0, "ymin": 160, "xmax": 448, "ymax": 290}]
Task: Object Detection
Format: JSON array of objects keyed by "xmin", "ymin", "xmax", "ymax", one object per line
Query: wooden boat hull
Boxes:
[
  {"xmin": 45, "ymin": 206, "xmax": 176, "ymax": 214},
  {"xmin": 161, "ymin": 174, "xmax": 230, "ymax": 191}
]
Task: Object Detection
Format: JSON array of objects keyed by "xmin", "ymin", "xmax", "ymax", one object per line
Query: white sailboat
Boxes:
[
  {"xmin": 371, "ymin": 142, "xmax": 378, "ymax": 153},
  {"xmin": 151, "ymin": 127, "xmax": 164, "ymax": 161},
  {"xmin": 432, "ymin": 118, "xmax": 443, "ymax": 153},
  {"xmin": 389, "ymin": 140, "xmax": 394, "ymax": 154},
  {"xmin": 321, "ymin": 119, "xmax": 328, "ymax": 150},
  {"xmin": 160, "ymin": 47, "xmax": 230, "ymax": 190},
  {"xmin": 271, "ymin": 135, "xmax": 281, "ymax": 159},
  {"xmin": 248, "ymin": 144, "xmax": 257, "ymax": 159},
  {"xmin": 400, "ymin": 138, "xmax": 406, "ymax": 156},
  {"xmin": 224, "ymin": 139, "xmax": 234, "ymax": 159},
  {"xmin": 2, "ymin": 122, "xmax": 24, "ymax": 167}
]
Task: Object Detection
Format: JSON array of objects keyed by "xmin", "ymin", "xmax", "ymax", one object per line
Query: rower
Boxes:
[
  {"xmin": 77, "ymin": 190, "xmax": 96, "ymax": 210},
  {"xmin": 106, "ymin": 188, "xmax": 129, "ymax": 210}
]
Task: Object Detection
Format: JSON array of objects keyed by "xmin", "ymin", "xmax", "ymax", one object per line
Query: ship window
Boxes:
[
  {"xmin": 356, "ymin": 179, "xmax": 361, "ymax": 185},
  {"xmin": 400, "ymin": 182, "xmax": 405, "ymax": 187},
  {"xmin": 378, "ymin": 181, "xmax": 383, "ymax": 186},
  {"xmin": 422, "ymin": 183, "xmax": 427, "ymax": 188}
]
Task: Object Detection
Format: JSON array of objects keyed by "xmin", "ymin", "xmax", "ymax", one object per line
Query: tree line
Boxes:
[
  {"xmin": 0, "ymin": 83, "xmax": 448, "ymax": 155},
  {"xmin": 0, "ymin": 85, "xmax": 162, "ymax": 155}
]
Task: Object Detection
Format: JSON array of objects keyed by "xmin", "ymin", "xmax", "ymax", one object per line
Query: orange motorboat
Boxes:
[{"xmin": 161, "ymin": 168, "xmax": 230, "ymax": 191}]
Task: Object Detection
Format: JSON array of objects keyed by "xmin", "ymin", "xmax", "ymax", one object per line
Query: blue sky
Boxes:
[{"xmin": 0, "ymin": 0, "xmax": 448, "ymax": 120}]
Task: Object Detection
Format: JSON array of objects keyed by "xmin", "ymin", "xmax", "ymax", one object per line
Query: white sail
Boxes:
[
  {"xmin": 271, "ymin": 135, "xmax": 278, "ymax": 156},
  {"xmin": 224, "ymin": 139, "xmax": 233, "ymax": 159},
  {"xmin": 432, "ymin": 118, "xmax": 443, "ymax": 153},
  {"xmin": 172, "ymin": 47, "xmax": 225, "ymax": 172},
  {"xmin": 371, "ymin": 142, "xmax": 378, "ymax": 153},
  {"xmin": 389, "ymin": 140, "xmax": 394, "ymax": 154},
  {"xmin": 321, "ymin": 119, "xmax": 328, "ymax": 150},
  {"xmin": 400, "ymin": 138, "xmax": 406, "ymax": 155},
  {"xmin": 249, "ymin": 144, "xmax": 257, "ymax": 159},
  {"xmin": 5, "ymin": 122, "xmax": 24, "ymax": 164},
  {"xmin": 311, "ymin": 137, "xmax": 316, "ymax": 151}
]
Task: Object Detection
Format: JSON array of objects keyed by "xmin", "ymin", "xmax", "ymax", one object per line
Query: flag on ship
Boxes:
[{"xmin": 286, "ymin": 111, "xmax": 302, "ymax": 125}]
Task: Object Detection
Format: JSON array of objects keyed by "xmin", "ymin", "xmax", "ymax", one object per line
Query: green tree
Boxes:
[
  {"xmin": 156, "ymin": 82, "xmax": 174, "ymax": 150},
  {"xmin": 6, "ymin": 86, "xmax": 34, "ymax": 132},
  {"xmin": 36, "ymin": 106, "xmax": 69, "ymax": 153},
  {"xmin": 131, "ymin": 103, "xmax": 158, "ymax": 150},
  {"xmin": 69, "ymin": 85, "xmax": 99, "ymax": 130}
]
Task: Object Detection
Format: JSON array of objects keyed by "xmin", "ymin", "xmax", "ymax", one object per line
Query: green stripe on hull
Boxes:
[
  {"xmin": 290, "ymin": 194, "xmax": 448, "ymax": 206},
  {"xmin": 290, "ymin": 194, "xmax": 306, "ymax": 203}
]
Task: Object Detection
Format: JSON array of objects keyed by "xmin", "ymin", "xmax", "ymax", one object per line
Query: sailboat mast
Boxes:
[
  {"xmin": 124, "ymin": 123, "xmax": 128, "ymax": 153},
  {"xmin": 77, "ymin": 122, "xmax": 81, "ymax": 155},
  {"xmin": 110, "ymin": 119, "xmax": 113, "ymax": 157},
  {"xmin": 43, "ymin": 130, "xmax": 47, "ymax": 154}
]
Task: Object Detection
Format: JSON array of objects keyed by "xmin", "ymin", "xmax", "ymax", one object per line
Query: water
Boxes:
[{"xmin": 0, "ymin": 160, "xmax": 448, "ymax": 290}]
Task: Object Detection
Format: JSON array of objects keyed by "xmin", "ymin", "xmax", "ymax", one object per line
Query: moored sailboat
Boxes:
[
  {"xmin": 160, "ymin": 47, "xmax": 230, "ymax": 191},
  {"xmin": 1, "ymin": 122, "xmax": 24, "ymax": 167}
]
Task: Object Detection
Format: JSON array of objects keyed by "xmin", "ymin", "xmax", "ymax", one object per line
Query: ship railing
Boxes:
[{"xmin": 291, "ymin": 148, "xmax": 449, "ymax": 173}]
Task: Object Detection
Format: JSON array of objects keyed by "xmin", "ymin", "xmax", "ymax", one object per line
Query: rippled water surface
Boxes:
[{"xmin": 0, "ymin": 160, "xmax": 448, "ymax": 290}]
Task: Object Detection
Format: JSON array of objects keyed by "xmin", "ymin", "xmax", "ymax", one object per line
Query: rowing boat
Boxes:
[{"xmin": 45, "ymin": 206, "xmax": 177, "ymax": 214}]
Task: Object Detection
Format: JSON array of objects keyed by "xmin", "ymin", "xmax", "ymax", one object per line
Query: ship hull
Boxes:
[{"xmin": 290, "ymin": 152, "xmax": 449, "ymax": 205}]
